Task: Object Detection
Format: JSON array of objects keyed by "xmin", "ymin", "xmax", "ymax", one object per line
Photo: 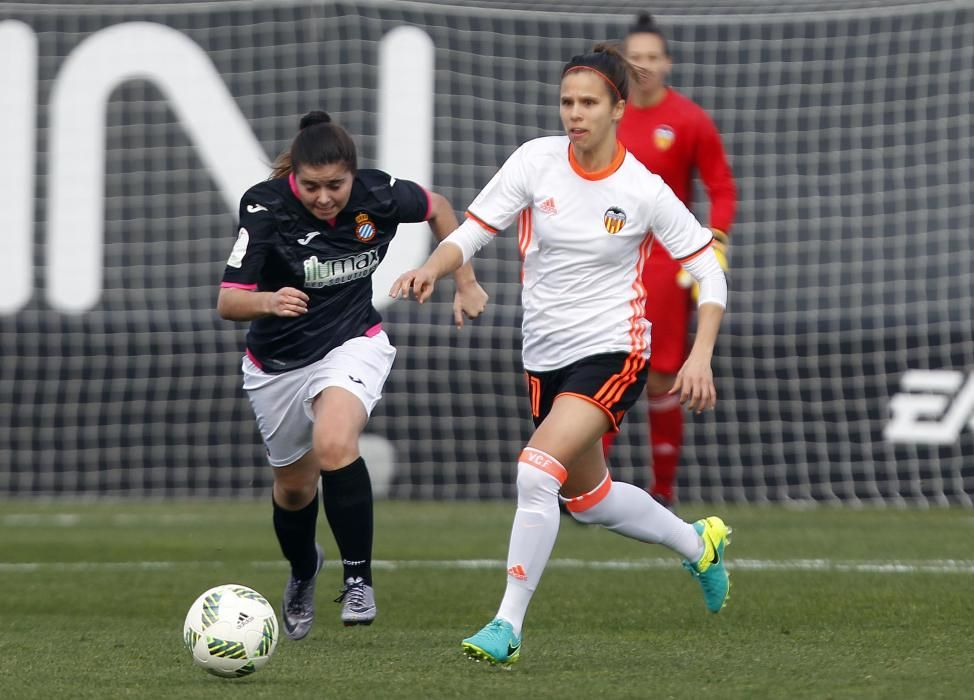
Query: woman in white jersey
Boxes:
[{"xmin": 392, "ymin": 46, "xmax": 731, "ymax": 666}]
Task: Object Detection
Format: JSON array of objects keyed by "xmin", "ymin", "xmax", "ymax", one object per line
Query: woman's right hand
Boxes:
[
  {"xmin": 389, "ymin": 267, "xmax": 437, "ymax": 304},
  {"xmin": 265, "ymin": 287, "xmax": 309, "ymax": 317}
]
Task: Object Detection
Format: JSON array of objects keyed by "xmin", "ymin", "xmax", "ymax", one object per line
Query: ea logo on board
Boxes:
[
  {"xmin": 654, "ymin": 125, "xmax": 675, "ymax": 151},
  {"xmin": 354, "ymin": 212, "xmax": 378, "ymax": 242},
  {"xmin": 603, "ymin": 206, "xmax": 627, "ymax": 234}
]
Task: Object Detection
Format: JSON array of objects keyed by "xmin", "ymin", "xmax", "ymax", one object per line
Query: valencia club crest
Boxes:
[
  {"xmin": 654, "ymin": 125, "xmax": 675, "ymax": 151},
  {"xmin": 354, "ymin": 212, "xmax": 377, "ymax": 242},
  {"xmin": 603, "ymin": 206, "xmax": 627, "ymax": 234}
]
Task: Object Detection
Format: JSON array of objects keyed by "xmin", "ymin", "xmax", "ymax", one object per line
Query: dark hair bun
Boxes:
[
  {"xmin": 299, "ymin": 110, "xmax": 332, "ymax": 130},
  {"xmin": 632, "ymin": 12, "xmax": 656, "ymax": 31}
]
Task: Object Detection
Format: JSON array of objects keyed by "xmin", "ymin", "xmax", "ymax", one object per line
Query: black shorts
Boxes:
[{"xmin": 525, "ymin": 352, "xmax": 648, "ymax": 433}]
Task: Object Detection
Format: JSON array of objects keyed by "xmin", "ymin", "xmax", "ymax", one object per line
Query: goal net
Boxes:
[{"xmin": 1, "ymin": 0, "xmax": 972, "ymax": 504}]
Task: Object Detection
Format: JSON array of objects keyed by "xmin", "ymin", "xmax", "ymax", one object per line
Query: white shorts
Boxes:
[{"xmin": 242, "ymin": 331, "xmax": 397, "ymax": 467}]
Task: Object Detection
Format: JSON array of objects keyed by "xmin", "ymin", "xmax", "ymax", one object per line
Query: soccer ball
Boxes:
[{"xmin": 182, "ymin": 584, "xmax": 279, "ymax": 678}]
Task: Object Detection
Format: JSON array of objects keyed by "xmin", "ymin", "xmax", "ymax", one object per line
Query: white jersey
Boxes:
[{"xmin": 462, "ymin": 135, "xmax": 715, "ymax": 372}]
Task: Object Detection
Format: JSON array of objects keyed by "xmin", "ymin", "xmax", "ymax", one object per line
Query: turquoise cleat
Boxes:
[
  {"xmin": 682, "ymin": 516, "xmax": 732, "ymax": 613},
  {"xmin": 461, "ymin": 618, "xmax": 521, "ymax": 667}
]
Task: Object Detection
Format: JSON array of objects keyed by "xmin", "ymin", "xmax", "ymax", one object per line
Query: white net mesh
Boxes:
[{"xmin": 0, "ymin": 0, "xmax": 972, "ymax": 503}]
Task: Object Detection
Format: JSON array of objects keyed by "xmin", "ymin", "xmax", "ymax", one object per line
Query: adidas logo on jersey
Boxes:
[{"xmin": 538, "ymin": 197, "xmax": 557, "ymax": 215}]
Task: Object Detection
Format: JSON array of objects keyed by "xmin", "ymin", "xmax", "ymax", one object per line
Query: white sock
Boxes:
[
  {"xmin": 495, "ymin": 448, "xmax": 566, "ymax": 637},
  {"xmin": 567, "ymin": 475, "xmax": 704, "ymax": 562}
]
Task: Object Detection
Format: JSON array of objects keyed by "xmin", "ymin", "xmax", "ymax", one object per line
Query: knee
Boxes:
[
  {"xmin": 313, "ymin": 435, "xmax": 358, "ymax": 471},
  {"xmin": 569, "ymin": 506, "xmax": 599, "ymax": 525},
  {"xmin": 516, "ymin": 460, "xmax": 562, "ymax": 509},
  {"xmin": 646, "ymin": 371, "xmax": 676, "ymax": 397},
  {"xmin": 273, "ymin": 477, "xmax": 317, "ymax": 509}
]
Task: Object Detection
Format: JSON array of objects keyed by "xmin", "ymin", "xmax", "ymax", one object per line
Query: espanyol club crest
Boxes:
[
  {"xmin": 603, "ymin": 206, "xmax": 627, "ymax": 235},
  {"xmin": 354, "ymin": 212, "xmax": 377, "ymax": 242},
  {"xmin": 654, "ymin": 125, "xmax": 675, "ymax": 151}
]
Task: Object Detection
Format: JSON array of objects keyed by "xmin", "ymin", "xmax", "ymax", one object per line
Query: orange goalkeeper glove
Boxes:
[{"xmin": 677, "ymin": 229, "xmax": 728, "ymax": 301}]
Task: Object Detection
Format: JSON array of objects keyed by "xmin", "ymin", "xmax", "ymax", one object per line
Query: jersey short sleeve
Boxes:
[
  {"xmin": 647, "ymin": 177, "xmax": 715, "ymax": 263},
  {"xmin": 220, "ymin": 194, "xmax": 278, "ymax": 289},
  {"xmin": 389, "ymin": 177, "xmax": 432, "ymax": 224},
  {"xmin": 465, "ymin": 143, "xmax": 533, "ymax": 232}
]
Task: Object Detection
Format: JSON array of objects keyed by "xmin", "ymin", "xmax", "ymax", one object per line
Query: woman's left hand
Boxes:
[
  {"xmin": 670, "ymin": 353, "xmax": 716, "ymax": 413},
  {"xmin": 453, "ymin": 281, "xmax": 488, "ymax": 328}
]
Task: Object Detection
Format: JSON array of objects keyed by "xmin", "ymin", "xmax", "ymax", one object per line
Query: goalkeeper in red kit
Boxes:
[{"xmin": 606, "ymin": 13, "xmax": 737, "ymax": 508}]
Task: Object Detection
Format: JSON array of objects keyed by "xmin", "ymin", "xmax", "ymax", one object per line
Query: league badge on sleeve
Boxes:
[
  {"xmin": 227, "ymin": 228, "xmax": 249, "ymax": 268},
  {"xmin": 603, "ymin": 207, "xmax": 627, "ymax": 235},
  {"xmin": 354, "ymin": 212, "xmax": 378, "ymax": 242}
]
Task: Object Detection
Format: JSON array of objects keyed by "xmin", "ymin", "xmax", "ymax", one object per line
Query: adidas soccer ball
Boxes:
[{"xmin": 182, "ymin": 584, "xmax": 279, "ymax": 678}]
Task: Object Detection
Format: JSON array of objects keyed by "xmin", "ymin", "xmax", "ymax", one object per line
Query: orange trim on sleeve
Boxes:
[
  {"xmin": 519, "ymin": 447, "xmax": 568, "ymax": 484},
  {"xmin": 465, "ymin": 210, "xmax": 499, "ymax": 234},
  {"xmin": 675, "ymin": 236, "xmax": 716, "ymax": 263},
  {"xmin": 567, "ymin": 141, "xmax": 626, "ymax": 181},
  {"xmin": 564, "ymin": 473, "xmax": 612, "ymax": 513}
]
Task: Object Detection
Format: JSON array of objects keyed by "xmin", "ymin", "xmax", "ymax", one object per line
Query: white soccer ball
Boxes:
[{"xmin": 182, "ymin": 584, "xmax": 279, "ymax": 678}]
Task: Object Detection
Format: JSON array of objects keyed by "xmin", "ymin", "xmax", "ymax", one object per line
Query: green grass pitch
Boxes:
[{"xmin": 1, "ymin": 501, "xmax": 970, "ymax": 699}]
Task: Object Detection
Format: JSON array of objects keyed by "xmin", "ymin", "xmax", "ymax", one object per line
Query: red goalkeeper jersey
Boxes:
[{"xmin": 618, "ymin": 87, "xmax": 736, "ymax": 235}]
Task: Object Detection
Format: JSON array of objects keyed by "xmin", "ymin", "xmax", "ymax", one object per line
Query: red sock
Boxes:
[{"xmin": 648, "ymin": 393, "xmax": 683, "ymax": 501}]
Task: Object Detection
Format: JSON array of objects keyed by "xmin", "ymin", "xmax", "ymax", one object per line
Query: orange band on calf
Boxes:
[
  {"xmin": 519, "ymin": 447, "xmax": 568, "ymax": 485},
  {"xmin": 564, "ymin": 472, "xmax": 612, "ymax": 513}
]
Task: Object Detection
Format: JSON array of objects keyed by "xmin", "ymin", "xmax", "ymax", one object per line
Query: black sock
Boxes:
[
  {"xmin": 272, "ymin": 492, "xmax": 319, "ymax": 580},
  {"xmin": 321, "ymin": 457, "xmax": 373, "ymax": 585}
]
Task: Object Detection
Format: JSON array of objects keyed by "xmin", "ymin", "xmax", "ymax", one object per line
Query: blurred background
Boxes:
[{"xmin": 1, "ymin": 0, "xmax": 972, "ymax": 505}]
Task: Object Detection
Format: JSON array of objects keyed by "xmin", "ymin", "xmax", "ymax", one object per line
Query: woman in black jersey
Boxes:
[{"xmin": 218, "ymin": 111, "xmax": 487, "ymax": 638}]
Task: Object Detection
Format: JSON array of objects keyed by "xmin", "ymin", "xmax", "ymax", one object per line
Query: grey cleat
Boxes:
[
  {"xmin": 335, "ymin": 576, "xmax": 376, "ymax": 626},
  {"xmin": 281, "ymin": 543, "xmax": 324, "ymax": 640}
]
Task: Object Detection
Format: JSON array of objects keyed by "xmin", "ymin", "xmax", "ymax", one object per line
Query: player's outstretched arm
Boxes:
[
  {"xmin": 388, "ymin": 241, "xmax": 464, "ymax": 305},
  {"xmin": 217, "ymin": 286, "xmax": 309, "ymax": 321},
  {"xmin": 426, "ymin": 192, "xmax": 488, "ymax": 328}
]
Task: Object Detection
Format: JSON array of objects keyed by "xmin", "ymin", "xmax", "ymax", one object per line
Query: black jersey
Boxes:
[{"xmin": 221, "ymin": 170, "xmax": 430, "ymax": 373}]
